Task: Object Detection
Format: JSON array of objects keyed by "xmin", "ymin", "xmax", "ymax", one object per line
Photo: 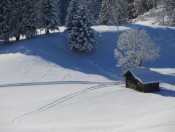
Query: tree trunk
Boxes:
[
  {"xmin": 16, "ymin": 35, "xmax": 20, "ymax": 41},
  {"xmin": 45, "ymin": 29, "xmax": 50, "ymax": 34}
]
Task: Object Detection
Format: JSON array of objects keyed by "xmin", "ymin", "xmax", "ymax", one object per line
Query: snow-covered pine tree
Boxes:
[
  {"xmin": 163, "ymin": 0, "xmax": 175, "ymax": 26},
  {"xmin": 0, "ymin": 0, "xmax": 13, "ymax": 43},
  {"xmin": 60, "ymin": 0, "xmax": 102, "ymax": 25},
  {"xmin": 145, "ymin": 0, "xmax": 158, "ymax": 9},
  {"xmin": 114, "ymin": 29, "xmax": 160, "ymax": 69},
  {"xmin": 98, "ymin": 0, "xmax": 112, "ymax": 25},
  {"xmin": 128, "ymin": 0, "xmax": 136, "ymax": 19},
  {"xmin": 132, "ymin": 0, "xmax": 157, "ymax": 17},
  {"xmin": 65, "ymin": 0, "xmax": 96, "ymax": 53},
  {"xmin": 98, "ymin": 0, "xmax": 128, "ymax": 25},
  {"xmin": 86, "ymin": 0, "xmax": 102, "ymax": 24},
  {"xmin": 0, "ymin": 0, "xmax": 6, "ymax": 42},
  {"xmin": 134, "ymin": 0, "xmax": 144, "ymax": 17},
  {"xmin": 21, "ymin": 0, "xmax": 40, "ymax": 39},
  {"xmin": 59, "ymin": 0, "xmax": 70, "ymax": 25},
  {"xmin": 111, "ymin": 0, "xmax": 128, "ymax": 25},
  {"xmin": 66, "ymin": 0, "xmax": 77, "ymax": 31},
  {"xmin": 41, "ymin": 0, "xmax": 61, "ymax": 34},
  {"xmin": 10, "ymin": 0, "xmax": 25, "ymax": 41}
]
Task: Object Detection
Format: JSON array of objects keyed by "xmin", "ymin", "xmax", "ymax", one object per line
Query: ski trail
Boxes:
[
  {"xmin": 13, "ymin": 84, "xmax": 110, "ymax": 123},
  {"xmin": 13, "ymin": 82, "xmax": 121, "ymax": 123},
  {"xmin": 0, "ymin": 81, "xmax": 119, "ymax": 88}
]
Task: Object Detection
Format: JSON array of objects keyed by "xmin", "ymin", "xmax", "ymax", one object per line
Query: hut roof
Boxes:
[{"xmin": 123, "ymin": 68, "xmax": 160, "ymax": 84}]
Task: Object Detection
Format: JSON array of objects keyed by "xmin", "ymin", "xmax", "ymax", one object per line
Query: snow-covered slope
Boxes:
[
  {"xmin": 132, "ymin": 5, "xmax": 166, "ymax": 26},
  {"xmin": 0, "ymin": 25, "xmax": 175, "ymax": 132}
]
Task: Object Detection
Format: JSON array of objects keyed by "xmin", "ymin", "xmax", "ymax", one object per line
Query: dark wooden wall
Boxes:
[
  {"xmin": 125, "ymin": 74, "xmax": 159, "ymax": 93},
  {"xmin": 142, "ymin": 83, "xmax": 160, "ymax": 93}
]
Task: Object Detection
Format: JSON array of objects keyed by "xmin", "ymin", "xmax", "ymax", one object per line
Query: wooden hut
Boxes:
[{"xmin": 123, "ymin": 68, "xmax": 160, "ymax": 93}]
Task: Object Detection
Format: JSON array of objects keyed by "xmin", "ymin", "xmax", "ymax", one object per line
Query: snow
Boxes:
[
  {"xmin": 132, "ymin": 5, "xmax": 164, "ymax": 26},
  {"xmin": 93, "ymin": 25, "xmax": 129, "ymax": 32},
  {"xmin": 0, "ymin": 24, "xmax": 175, "ymax": 132}
]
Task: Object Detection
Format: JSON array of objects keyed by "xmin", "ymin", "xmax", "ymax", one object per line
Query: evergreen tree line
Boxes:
[
  {"xmin": 60, "ymin": 0, "xmax": 160, "ymax": 25},
  {"xmin": 161, "ymin": 0, "xmax": 175, "ymax": 26},
  {"xmin": 0, "ymin": 0, "xmax": 61, "ymax": 43},
  {"xmin": 0, "ymin": 0, "xmax": 174, "ymax": 44}
]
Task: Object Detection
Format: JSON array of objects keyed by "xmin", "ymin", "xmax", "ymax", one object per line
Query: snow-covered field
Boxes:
[{"xmin": 0, "ymin": 24, "xmax": 175, "ymax": 132}]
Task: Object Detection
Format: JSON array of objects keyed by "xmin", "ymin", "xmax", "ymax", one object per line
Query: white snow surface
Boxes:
[{"xmin": 0, "ymin": 24, "xmax": 175, "ymax": 132}]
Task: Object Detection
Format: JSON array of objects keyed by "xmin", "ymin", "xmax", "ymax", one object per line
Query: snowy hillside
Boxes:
[{"xmin": 0, "ymin": 25, "xmax": 175, "ymax": 132}]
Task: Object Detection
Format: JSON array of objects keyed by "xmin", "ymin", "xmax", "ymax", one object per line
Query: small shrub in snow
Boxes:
[{"xmin": 114, "ymin": 29, "xmax": 160, "ymax": 69}]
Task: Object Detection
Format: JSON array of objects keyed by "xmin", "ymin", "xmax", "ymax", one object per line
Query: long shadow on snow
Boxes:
[
  {"xmin": 155, "ymin": 88, "xmax": 175, "ymax": 97},
  {"xmin": 0, "ymin": 32, "xmax": 124, "ymax": 81},
  {"xmin": 0, "ymin": 81, "xmax": 118, "ymax": 88},
  {"xmin": 141, "ymin": 68, "xmax": 175, "ymax": 97},
  {"xmin": 0, "ymin": 25, "xmax": 175, "ymax": 80}
]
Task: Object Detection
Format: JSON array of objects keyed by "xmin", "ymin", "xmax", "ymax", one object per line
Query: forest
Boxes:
[{"xmin": 0, "ymin": 0, "xmax": 174, "ymax": 44}]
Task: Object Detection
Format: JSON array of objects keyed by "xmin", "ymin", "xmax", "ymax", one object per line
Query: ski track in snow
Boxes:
[
  {"xmin": 0, "ymin": 81, "xmax": 119, "ymax": 88},
  {"xmin": 12, "ymin": 81, "xmax": 122, "ymax": 124}
]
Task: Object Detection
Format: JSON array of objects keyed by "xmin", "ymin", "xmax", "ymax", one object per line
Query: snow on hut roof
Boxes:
[{"xmin": 123, "ymin": 68, "xmax": 160, "ymax": 84}]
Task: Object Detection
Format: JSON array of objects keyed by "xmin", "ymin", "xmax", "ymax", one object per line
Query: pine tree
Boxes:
[
  {"xmin": 0, "ymin": 0, "xmax": 6, "ymax": 42},
  {"xmin": 112, "ymin": 0, "xmax": 128, "ymax": 24},
  {"xmin": 65, "ymin": 0, "xmax": 76, "ymax": 31},
  {"xmin": 98, "ymin": 0, "xmax": 112, "ymax": 25},
  {"xmin": 98, "ymin": 0, "xmax": 128, "ymax": 25},
  {"xmin": 0, "ymin": 0, "xmax": 41, "ymax": 42},
  {"xmin": 86, "ymin": 0, "xmax": 102, "ymax": 24},
  {"xmin": 134, "ymin": 0, "xmax": 144, "ymax": 17},
  {"xmin": 163, "ymin": 0, "xmax": 175, "ymax": 26},
  {"xmin": 20, "ymin": 0, "xmax": 40, "ymax": 39},
  {"xmin": 128, "ymin": 0, "xmax": 136, "ymax": 19},
  {"xmin": 132, "ymin": 0, "xmax": 157, "ymax": 18},
  {"xmin": 60, "ymin": 0, "xmax": 70, "ymax": 25},
  {"xmin": 10, "ymin": 0, "xmax": 25, "ymax": 41},
  {"xmin": 41, "ymin": 0, "xmax": 61, "ymax": 34},
  {"xmin": 65, "ymin": 0, "xmax": 96, "ymax": 53},
  {"xmin": 145, "ymin": 0, "xmax": 158, "ymax": 9},
  {"xmin": 0, "ymin": 0, "xmax": 13, "ymax": 43},
  {"xmin": 59, "ymin": 0, "xmax": 100, "ymax": 25}
]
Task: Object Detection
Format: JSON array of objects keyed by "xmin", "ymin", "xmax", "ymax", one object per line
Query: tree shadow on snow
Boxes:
[
  {"xmin": 0, "ymin": 31, "xmax": 124, "ymax": 81},
  {"xmin": 0, "ymin": 81, "xmax": 118, "ymax": 89},
  {"xmin": 0, "ymin": 25, "xmax": 175, "ymax": 81}
]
